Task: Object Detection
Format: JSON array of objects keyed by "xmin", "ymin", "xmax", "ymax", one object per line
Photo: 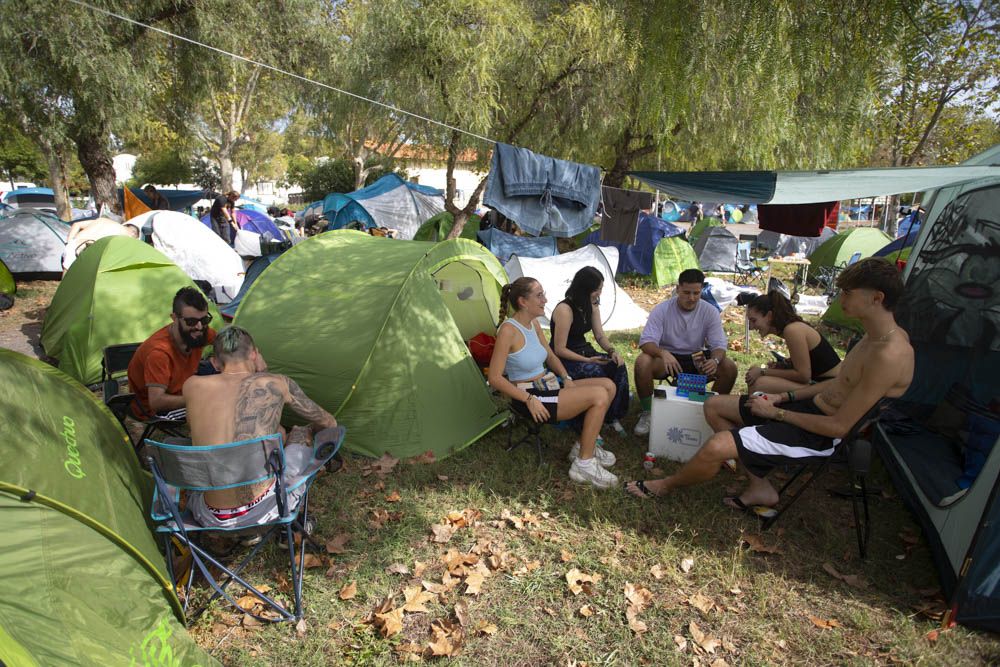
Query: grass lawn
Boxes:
[{"xmin": 186, "ymin": 272, "xmax": 1000, "ymax": 666}]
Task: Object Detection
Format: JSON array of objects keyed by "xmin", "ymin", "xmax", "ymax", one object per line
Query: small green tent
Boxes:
[
  {"xmin": 0, "ymin": 349, "xmax": 216, "ymax": 667},
  {"xmin": 808, "ymin": 227, "xmax": 891, "ymax": 271},
  {"xmin": 651, "ymin": 236, "xmax": 699, "ymax": 287},
  {"xmin": 234, "ymin": 231, "xmax": 508, "ymax": 459},
  {"xmin": 40, "ymin": 236, "xmax": 222, "ymax": 386},
  {"xmin": 0, "ymin": 257, "xmax": 14, "ymax": 295},
  {"xmin": 413, "ymin": 212, "xmax": 480, "ymax": 242},
  {"xmin": 687, "ymin": 217, "xmax": 723, "ymax": 245},
  {"xmin": 820, "ymin": 295, "xmax": 863, "ymax": 333}
]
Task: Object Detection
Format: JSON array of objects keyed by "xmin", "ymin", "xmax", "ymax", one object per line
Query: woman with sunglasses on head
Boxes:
[
  {"xmin": 488, "ymin": 277, "xmax": 619, "ymax": 489},
  {"xmin": 703, "ymin": 290, "xmax": 841, "ymax": 432},
  {"xmin": 549, "ymin": 266, "xmax": 630, "ymax": 435}
]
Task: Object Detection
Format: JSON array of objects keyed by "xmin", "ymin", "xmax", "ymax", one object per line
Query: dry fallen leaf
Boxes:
[
  {"xmin": 295, "ymin": 618, "xmax": 308, "ymax": 638},
  {"xmin": 371, "ymin": 453, "xmax": 399, "ymax": 476},
  {"xmin": 430, "ymin": 523, "xmax": 457, "ymax": 543},
  {"xmin": 454, "ymin": 599, "xmax": 470, "ymax": 626},
  {"xmin": 374, "ymin": 607, "xmax": 404, "ymax": 637},
  {"xmin": 302, "ymin": 553, "xmax": 325, "ymax": 569},
  {"xmin": 386, "ymin": 562, "xmax": 411, "ymax": 575},
  {"xmin": 680, "ymin": 557, "xmax": 695, "ymax": 573},
  {"xmin": 325, "ymin": 533, "xmax": 351, "ymax": 554},
  {"xmin": 560, "ymin": 549, "xmax": 575, "ymax": 562},
  {"xmin": 822, "ymin": 562, "xmax": 869, "ymax": 589},
  {"xmin": 476, "ymin": 621, "xmax": 498, "ymax": 636},
  {"xmin": 807, "ymin": 615, "xmax": 842, "ymax": 630},
  {"xmin": 579, "ymin": 604, "xmax": 594, "ymax": 618},
  {"xmin": 741, "ymin": 534, "xmax": 783, "ymax": 555},
  {"xmin": 688, "ymin": 593, "xmax": 716, "ymax": 615},
  {"xmin": 407, "ymin": 450, "xmax": 437, "ymax": 465},
  {"xmin": 543, "ymin": 607, "xmax": 557, "ymax": 617},
  {"xmin": 674, "ymin": 635, "xmax": 688, "ymax": 652},
  {"xmin": 565, "ymin": 568, "xmax": 601, "ymax": 596},
  {"xmin": 339, "ymin": 581, "xmax": 358, "ymax": 600},
  {"xmin": 690, "ymin": 621, "xmax": 720, "ymax": 653},
  {"xmin": 402, "ymin": 586, "xmax": 436, "ymax": 612},
  {"xmin": 385, "ymin": 490, "xmax": 402, "ymax": 503},
  {"xmin": 236, "ymin": 594, "xmax": 259, "ymax": 611},
  {"xmin": 624, "ymin": 583, "xmax": 654, "ymax": 613},
  {"xmin": 464, "ymin": 571, "xmax": 486, "ymax": 596},
  {"xmin": 427, "ymin": 620, "xmax": 462, "ymax": 657},
  {"xmin": 649, "ymin": 564, "xmax": 666, "ymax": 580},
  {"xmin": 437, "ymin": 474, "xmax": 449, "ymax": 481},
  {"xmin": 422, "ymin": 580, "xmax": 448, "ymax": 595}
]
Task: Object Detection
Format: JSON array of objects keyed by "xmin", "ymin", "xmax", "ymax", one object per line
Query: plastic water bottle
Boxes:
[{"xmin": 643, "ymin": 452, "xmax": 656, "ymax": 470}]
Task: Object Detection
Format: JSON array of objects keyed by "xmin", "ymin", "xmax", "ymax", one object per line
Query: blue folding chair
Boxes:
[{"xmin": 146, "ymin": 426, "xmax": 345, "ymax": 623}]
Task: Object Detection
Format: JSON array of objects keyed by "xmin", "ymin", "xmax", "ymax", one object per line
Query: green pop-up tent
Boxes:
[
  {"xmin": 40, "ymin": 236, "xmax": 222, "ymax": 386},
  {"xmin": 0, "ymin": 257, "xmax": 14, "ymax": 295},
  {"xmin": 651, "ymin": 236, "xmax": 699, "ymax": 288},
  {"xmin": 808, "ymin": 227, "xmax": 891, "ymax": 272},
  {"xmin": 413, "ymin": 211, "xmax": 480, "ymax": 242},
  {"xmin": 234, "ymin": 231, "xmax": 508, "ymax": 459},
  {"xmin": 0, "ymin": 349, "xmax": 216, "ymax": 666}
]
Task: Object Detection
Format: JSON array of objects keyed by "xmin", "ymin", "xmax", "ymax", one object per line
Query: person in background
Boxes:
[
  {"xmin": 549, "ymin": 266, "xmax": 629, "ymax": 435},
  {"xmin": 62, "ymin": 218, "xmax": 140, "ymax": 272},
  {"xmin": 210, "ymin": 190, "xmax": 240, "ymax": 243},
  {"xmin": 488, "ymin": 277, "xmax": 619, "ymax": 489},
  {"xmin": 143, "ymin": 185, "xmax": 170, "ymax": 211}
]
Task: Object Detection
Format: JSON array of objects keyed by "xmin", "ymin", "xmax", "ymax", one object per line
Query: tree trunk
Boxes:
[
  {"xmin": 43, "ymin": 144, "xmax": 72, "ymax": 221},
  {"xmin": 76, "ymin": 128, "xmax": 119, "ymax": 214},
  {"xmin": 219, "ymin": 152, "xmax": 235, "ymax": 193},
  {"xmin": 353, "ymin": 155, "xmax": 369, "ymax": 191}
]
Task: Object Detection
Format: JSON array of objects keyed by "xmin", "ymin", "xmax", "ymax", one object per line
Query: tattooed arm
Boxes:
[{"xmin": 286, "ymin": 377, "xmax": 338, "ymax": 431}]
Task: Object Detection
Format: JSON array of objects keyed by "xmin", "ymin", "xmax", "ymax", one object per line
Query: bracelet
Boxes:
[
  {"xmin": 788, "ymin": 390, "xmax": 796, "ymax": 401},
  {"xmin": 775, "ymin": 408, "xmax": 786, "ymax": 422}
]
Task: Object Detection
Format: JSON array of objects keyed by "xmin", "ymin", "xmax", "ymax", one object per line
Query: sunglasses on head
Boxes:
[{"xmin": 179, "ymin": 314, "xmax": 212, "ymax": 327}]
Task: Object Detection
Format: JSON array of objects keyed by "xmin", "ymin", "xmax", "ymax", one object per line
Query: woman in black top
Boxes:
[
  {"xmin": 550, "ymin": 267, "xmax": 630, "ymax": 433},
  {"xmin": 704, "ymin": 290, "xmax": 841, "ymax": 431}
]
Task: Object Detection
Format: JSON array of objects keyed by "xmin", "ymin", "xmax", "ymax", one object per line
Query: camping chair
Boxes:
[
  {"xmin": 146, "ymin": 426, "xmax": 345, "ymax": 623},
  {"xmin": 505, "ymin": 408, "xmax": 550, "ymax": 467},
  {"xmin": 760, "ymin": 400, "xmax": 889, "ymax": 558},
  {"xmin": 734, "ymin": 242, "xmax": 766, "ymax": 286},
  {"xmin": 101, "ymin": 343, "xmax": 186, "ymax": 453},
  {"xmin": 817, "ymin": 251, "xmax": 863, "ymax": 296}
]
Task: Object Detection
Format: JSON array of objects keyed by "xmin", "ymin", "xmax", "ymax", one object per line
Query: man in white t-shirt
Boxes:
[{"xmin": 633, "ymin": 268, "xmax": 737, "ymax": 435}]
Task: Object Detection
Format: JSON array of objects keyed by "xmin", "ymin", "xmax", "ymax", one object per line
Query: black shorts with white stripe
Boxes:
[
  {"xmin": 731, "ymin": 398, "xmax": 838, "ymax": 478},
  {"xmin": 510, "ymin": 388, "xmax": 560, "ymax": 421}
]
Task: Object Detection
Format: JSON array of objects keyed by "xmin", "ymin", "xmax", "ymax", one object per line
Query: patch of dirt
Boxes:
[{"xmin": 0, "ymin": 280, "xmax": 58, "ymax": 360}]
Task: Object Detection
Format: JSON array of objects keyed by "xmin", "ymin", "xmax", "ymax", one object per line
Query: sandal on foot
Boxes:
[
  {"xmin": 723, "ymin": 496, "xmax": 777, "ymax": 519},
  {"xmin": 624, "ymin": 480, "xmax": 661, "ymax": 499}
]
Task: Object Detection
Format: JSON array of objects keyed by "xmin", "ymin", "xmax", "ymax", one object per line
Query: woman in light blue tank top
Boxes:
[{"xmin": 487, "ymin": 277, "xmax": 620, "ymax": 490}]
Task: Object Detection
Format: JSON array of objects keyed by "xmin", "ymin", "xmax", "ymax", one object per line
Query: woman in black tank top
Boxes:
[
  {"xmin": 550, "ymin": 267, "xmax": 630, "ymax": 431},
  {"xmin": 743, "ymin": 291, "xmax": 842, "ymax": 394}
]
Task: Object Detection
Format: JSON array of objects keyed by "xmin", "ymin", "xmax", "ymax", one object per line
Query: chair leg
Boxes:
[
  {"xmin": 851, "ymin": 476, "xmax": 871, "ymax": 559},
  {"xmin": 762, "ymin": 462, "xmax": 831, "ymax": 531},
  {"xmin": 505, "ymin": 419, "xmax": 545, "ymax": 466}
]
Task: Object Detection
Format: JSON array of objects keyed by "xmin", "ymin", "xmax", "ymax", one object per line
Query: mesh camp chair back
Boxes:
[{"xmin": 147, "ymin": 434, "xmax": 280, "ymax": 492}]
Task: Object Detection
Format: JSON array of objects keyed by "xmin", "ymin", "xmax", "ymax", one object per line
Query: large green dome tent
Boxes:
[
  {"xmin": 808, "ymin": 226, "xmax": 891, "ymax": 272},
  {"xmin": 0, "ymin": 349, "xmax": 216, "ymax": 666},
  {"xmin": 233, "ymin": 230, "xmax": 508, "ymax": 459},
  {"xmin": 413, "ymin": 211, "xmax": 480, "ymax": 242},
  {"xmin": 40, "ymin": 236, "xmax": 221, "ymax": 386}
]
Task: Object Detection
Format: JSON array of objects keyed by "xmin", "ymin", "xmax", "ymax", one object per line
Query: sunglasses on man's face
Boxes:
[{"xmin": 179, "ymin": 314, "xmax": 212, "ymax": 327}]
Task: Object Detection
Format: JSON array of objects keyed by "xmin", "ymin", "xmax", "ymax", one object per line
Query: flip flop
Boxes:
[
  {"xmin": 624, "ymin": 480, "xmax": 661, "ymax": 499},
  {"xmin": 723, "ymin": 496, "xmax": 778, "ymax": 519}
]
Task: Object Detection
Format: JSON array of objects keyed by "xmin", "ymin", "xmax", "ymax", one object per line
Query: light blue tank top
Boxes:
[{"xmin": 502, "ymin": 318, "xmax": 548, "ymax": 381}]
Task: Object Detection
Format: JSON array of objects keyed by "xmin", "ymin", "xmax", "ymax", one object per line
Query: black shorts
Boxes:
[
  {"xmin": 510, "ymin": 388, "xmax": 560, "ymax": 421},
  {"xmin": 731, "ymin": 398, "xmax": 837, "ymax": 477}
]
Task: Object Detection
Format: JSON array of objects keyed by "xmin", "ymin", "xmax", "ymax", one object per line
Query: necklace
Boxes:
[
  {"xmin": 222, "ymin": 370, "xmax": 253, "ymax": 375},
  {"xmin": 876, "ymin": 328, "xmax": 897, "ymax": 342}
]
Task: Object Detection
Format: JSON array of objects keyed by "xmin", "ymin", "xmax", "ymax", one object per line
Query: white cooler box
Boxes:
[{"xmin": 649, "ymin": 385, "xmax": 715, "ymax": 462}]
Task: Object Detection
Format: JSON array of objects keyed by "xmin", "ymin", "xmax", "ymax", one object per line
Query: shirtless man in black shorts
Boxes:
[
  {"xmin": 625, "ymin": 258, "xmax": 914, "ymax": 508},
  {"xmin": 182, "ymin": 326, "xmax": 338, "ymax": 526}
]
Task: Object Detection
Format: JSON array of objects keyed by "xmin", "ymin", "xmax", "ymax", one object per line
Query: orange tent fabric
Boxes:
[{"xmin": 123, "ymin": 188, "xmax": 152, "ymax": 221}]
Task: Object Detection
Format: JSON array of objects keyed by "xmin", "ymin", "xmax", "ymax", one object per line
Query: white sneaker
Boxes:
[
  {"xmin": 568, "ymin": 459, "xmax": 620, "ymax": 489},
  {"xmin": 634, "ymin": 411, "xmax": 652, "ymax": 436},
  {"xmin": 568, "ymin": 441, "xmax": 617, "ymax": 467},
  {"xmin": 611, "ymin": 420, "xmax": 626, "ymax": 435}
]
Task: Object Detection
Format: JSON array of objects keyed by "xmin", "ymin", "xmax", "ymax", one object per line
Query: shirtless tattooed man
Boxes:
[
  {"xmin": 625, "ymin": 258, "xmax": 914, "ymax": 508},
  {"xmin": 182, "ymin": 326, "xmax": 338, "ymax": 526}
]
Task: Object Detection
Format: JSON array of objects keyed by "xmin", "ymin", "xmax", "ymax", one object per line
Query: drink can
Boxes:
[{"xmin": 643, "ymin": 452, "xmax": 655, "ymax": 470}]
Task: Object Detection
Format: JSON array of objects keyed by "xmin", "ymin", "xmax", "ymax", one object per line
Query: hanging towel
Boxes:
[
  {"xmin": 483, "ymin": 143, "xmax": 601, "ymax": 237},
  {"xmin": 599, "ymin": 186, "xmax": 653, "ymax": 244},
  {"xmin": 757, "ymin": 201, "xmax": 840, "ymax": 236}
]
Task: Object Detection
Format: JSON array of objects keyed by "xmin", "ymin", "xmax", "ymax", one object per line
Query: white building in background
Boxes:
[{"xmin": 113, "ymin": 154, "xmax": 137, "ymax": 184}]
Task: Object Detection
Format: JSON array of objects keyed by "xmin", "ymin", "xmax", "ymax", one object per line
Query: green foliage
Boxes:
[
  {"xmin": 297, "ymin": 158, "xmax": 356, "ymax": 201},
  {"xmin": 189, "ymin": 158, "xmax": 220, "ymax": 191},
  {"xmin": 130, "ymin": 149, "xmax": 193, "ymax": 187},
  {"xmin": 0, "ymin": 121, "xmax": 47, "ymax": 185}
]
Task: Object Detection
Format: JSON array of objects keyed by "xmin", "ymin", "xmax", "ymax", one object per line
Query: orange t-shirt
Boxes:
[{"xmin": 128, "ymin": 325, "xmax": 217, "ymax": 418}]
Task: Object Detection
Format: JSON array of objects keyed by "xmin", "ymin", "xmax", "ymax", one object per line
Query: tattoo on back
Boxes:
[{"xmin": 233, "ymin": 376, "xmax": 287, "ymax": 441}]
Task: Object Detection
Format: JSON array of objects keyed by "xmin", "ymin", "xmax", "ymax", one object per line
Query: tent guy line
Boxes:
[{"xmin": 65, "ymin": 0, "xmax": 500, "ymax": 147}]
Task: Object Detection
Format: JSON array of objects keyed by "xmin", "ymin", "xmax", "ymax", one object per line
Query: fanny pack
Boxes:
[{"xmin": 515, "ymin": 371, "xmax": 561, "ymax": 392}]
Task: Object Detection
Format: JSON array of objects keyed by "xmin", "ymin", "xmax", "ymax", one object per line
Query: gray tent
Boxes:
[
  {"xmin": 875, "ymin": 143, "xmax": 1000, "ymax": 632},
  {"xmin": 775, "ymin": 227, "xmax": 838, "ymax": 257},
  {"xmin": 0, "ymin": 209, "xmax": 70, "ymax": 274},
  {"xmin": 693, "ymin": 226, "xmax": 738, "ymax": 273}
]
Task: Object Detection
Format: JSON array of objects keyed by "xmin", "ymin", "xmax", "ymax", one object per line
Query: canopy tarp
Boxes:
[
  {"xmin": 630, "ymin": 165, "xmax": 1000, "ymax": 205},
  {"xmin": 233, "ymin": 231, "xmax": 507, "ymax": 459},
  {"xmin": 40, "ymin": 236, "xmax": 221, "ymax": 386},
  {"xmin": 0, "ymin": 349, "xmax": 216, "ymax": 666}
]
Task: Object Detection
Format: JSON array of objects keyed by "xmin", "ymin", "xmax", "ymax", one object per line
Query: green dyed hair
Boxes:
[{"xmin": 215, "ymin": 326, "xmax": 255, "ymax": 364}]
